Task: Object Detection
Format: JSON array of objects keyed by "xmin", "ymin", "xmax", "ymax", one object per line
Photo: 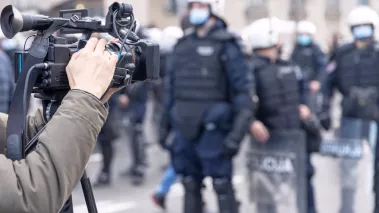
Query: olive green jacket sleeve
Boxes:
[{"xmin": 0, "ymin": 89, "xmax": 108, "ymax": 213}]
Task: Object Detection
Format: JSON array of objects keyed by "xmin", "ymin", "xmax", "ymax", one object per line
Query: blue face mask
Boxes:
[
  {"xmin": 189, "ymin": 9, "xmax": 210, "ymax": 26},
  {"xmin": 352, "ymin": 25, "xmax": 374, "ymax": 40},
  {"xmin": 297, "ymin": 34, "xmax": 312, "ymax": 46}
]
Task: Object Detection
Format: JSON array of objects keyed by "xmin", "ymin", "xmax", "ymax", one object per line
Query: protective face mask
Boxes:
[
  {"xmin": 352, "ymin": 25, "xmax": 374, "ymax": 40},
  {"xmin": 297, "ymin": 34, "xmax": 312, "ymax": 46},
  {"xmin": 189, "ymin": 9, "xmax": 210, "ymax": 26}
]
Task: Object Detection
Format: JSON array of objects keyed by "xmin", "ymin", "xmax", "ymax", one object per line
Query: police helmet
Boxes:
[
  {"xmin": 161, "ymin": 26, "xmax": 183, "ymax": 53},
  {"xmin": 297, "ymin": 20, "xmax": 317, "ymax": 35},
  {"xmin": 144, "ymin": 28, "xmax": 163, "ymax": 43},
  {"xmin": 248, "ymin": 17, "xmax": 280, "ymax": 50},
  {"xmin": 187, "ymin": 0, "xmax": 225, "ymax": 17},
  {"xmin": 347, "ymin": 6, "xmax": 379, "ymax": 28}
]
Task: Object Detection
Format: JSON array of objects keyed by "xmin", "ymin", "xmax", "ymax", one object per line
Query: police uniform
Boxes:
[
  {"xmin": 251, "ymin": 54, "xmax": 317, "ymax": 213},
  {"xmin": 291, "ymin": 43, "xmax": 327, "ymax": 85},
  {"xmin": 95, "ymin": 93, "xmax": 119, "ymax": 186},
  {"xmin": 122, "ymin": 82, "xmax": 148, "ymax": 183},
  {"xmin": 164, "ymin": 18, "xmax": 253, "ymax": 213},
  {"xmin": 322, "ymin": 41, "xmax": 379, "ymax": 213},
  {"xmin": 291, "ymin": 43, "xmax": 327, "ymax": 112}
]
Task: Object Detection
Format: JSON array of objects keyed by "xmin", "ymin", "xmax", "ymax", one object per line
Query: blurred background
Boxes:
[{"xmin": 0, "ymin": 0, "xmax": 378, "ymax": 50}]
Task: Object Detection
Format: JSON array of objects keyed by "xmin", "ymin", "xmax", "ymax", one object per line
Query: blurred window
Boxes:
[
  {"xmin": 326, "ymin": 0, "xmax": 339, "ymax": 11},
  {"xmin": 247, "ymin": 0, "xmax": 265, "ymax": 7},
  {"xmin": 87, "ymin": 7, "xmax": 104, "ymax": 17},
  {"xmin": 166, "ymin": 0, "xmax": 178, "ymax": 13},
  {"xmin": 246, "ymin": 0, "xmax": 267, "ymax": 20},
  {"xmin": 358, "ymin": 0, "xmax": 369, "ymax": 5},
  {"xmin": 325, "ymin": 0, "xmax": 340, "ymax": 19}
]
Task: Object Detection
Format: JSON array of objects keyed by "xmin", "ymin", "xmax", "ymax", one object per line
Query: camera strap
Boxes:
[
  {"xmin": 6, "ymin": 36, "xmax": 49, "ymax": 160},
  {"xmin": 6, "ymin": 20, "xmax": 66, "ymax": 160}
]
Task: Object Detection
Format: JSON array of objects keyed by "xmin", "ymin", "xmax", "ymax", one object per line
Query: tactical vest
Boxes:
[
  {"xmin": 252, "ymin": 57, "xmax": 301, "ymax": 130},
  {"xmin": 291, "ymin": 45, "xmax": 316, "ymax": 82},
  {"xmin": 336, "ymin": 43, "xmax": 379, "ymax": 96},
  {"xmin": 171, "ymin": 29, "xmax": 235, "ymax": 140},
  {"xmin": 335, "ymin": 43, "xmax": 379, "ymax": 119}
]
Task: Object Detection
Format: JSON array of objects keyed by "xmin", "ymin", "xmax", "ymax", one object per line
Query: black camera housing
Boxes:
[{"xmin": 1, "ymin": 3, "xmax": 160, "ymax": 92}]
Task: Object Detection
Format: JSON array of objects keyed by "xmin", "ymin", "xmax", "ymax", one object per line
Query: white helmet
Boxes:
[
  {"xmin": 347, "ymin": 6, "xmax": 379, "ymax": 27},
  {"xmin": 241, "ymin": 26, "xmax": 252, "ymax": 54},
  {"xmin": 297, "ymin": 20, "xmax": 317, "ymax": 35},
  {"xmin": 187, "ymin": 0, "xmax": 225, "ymax": 16},
  {"xmin": 248, "ymin": 17, "xmax": 281, "ymax": 50},
  {"xmin": 161, "ymin": 26, "xmax": 183, "ymax": 53},
  {"xmin": 144, "ymin": 28, "xmax": 163, "ymax": 43}
]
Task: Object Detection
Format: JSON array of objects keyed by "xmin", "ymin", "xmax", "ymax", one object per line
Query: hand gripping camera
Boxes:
[
  {"xmin": 1, "ymin": 2, "xmax": 160, "ymax": 159},
  {"xmin": 0, "ymin": 3, "xmax": 159, "ymax": 212}
]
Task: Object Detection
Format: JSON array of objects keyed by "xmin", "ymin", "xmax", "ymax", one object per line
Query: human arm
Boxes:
[
  {"xmin": 0, "ymin": 37, "xmax": 118, "ymax": 213},
  {"xmin": 0, "ymin": 90, "xmax": 107, "ymax": 213},
  {"xmin": 319, "ymin": 59, "xmax": 338, "ymax": 130},
  {"xmin": 159, "ymin": 54, "xmax": 175, "ymax": 149},
  {"xmin": 222, "ymin": 42, "xmax": 254, "ymax": 156}
]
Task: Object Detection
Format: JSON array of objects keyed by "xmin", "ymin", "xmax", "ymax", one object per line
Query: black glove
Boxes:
[
  {"xmin": 222, "ymin": 109, "xmax": 253, "ymax": 157},
  {"xmin": 158, "ymin": 111, "xmax": 171, "ymax": 150},
  {"xmin": 222, "ymin": 138, "xmax": 240, "ymax": 158},
  {"xmin": 301, "ymin": 115, "xmax": 322, "ymax": 153},
  {"xmin": 320, "ymin": 116, "xmax": 331, "ymax": 130},
  {"xmin": 319, "ymin": 112, "xmax": 331, "ymax": 130}
]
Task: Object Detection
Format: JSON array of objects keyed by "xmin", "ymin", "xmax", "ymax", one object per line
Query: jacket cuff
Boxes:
[{"xmin": 59, "ymin": 89, "xmax": 108, "ymax": 133}]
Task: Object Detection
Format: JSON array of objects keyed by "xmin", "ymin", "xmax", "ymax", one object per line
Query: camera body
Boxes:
[
  {"xmin": 15, "ymin": 35, "xmax": 158, "ymax": 91},
  {"xmin": 1, "ymin": 2, "xmax": 160, "ymax": 93}
]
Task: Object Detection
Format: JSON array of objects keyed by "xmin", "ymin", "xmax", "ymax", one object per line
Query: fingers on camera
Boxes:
[
  {"xmin": 82, "ymin": 37, "xmax": 99, "ymax": 54},
  {"xmin": 71, "ymin": 49, "xmax": 82, "ymax": 60},
  {"xmin": 95, "ymin": 39, "xmax": 107, "ymax": 54},
  {"xmin": 110, "ymin": 54, "xmax": 119, "ymax": 65}
]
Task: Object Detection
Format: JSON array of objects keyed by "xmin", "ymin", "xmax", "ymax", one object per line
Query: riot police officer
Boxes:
[
  {"xmin": 247, "ymin": 17, "xmax": 318, "ymax": 213},
  {"xmin": 119, "ymin": 27, "xmax": 163, "ymax": 185},
  {"xmin": 321, "ymin": 6, "xmax": 379, "ymax": 213},
  {"xmin": 162, "ymin": 0, "xmax": 253, "ymax": 212},
  {"xmin": 291, "ymin": 20, "xmax": 327, "ymax": 113},
  {"xmin": 151, "ymin": 26, "xmax": 183, "ymax": 209}
]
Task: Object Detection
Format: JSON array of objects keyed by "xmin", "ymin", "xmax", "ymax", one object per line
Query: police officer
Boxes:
[
  {"xmin": 94, "ymin": 94, "xmax": 119, "ymax": 187},
  {"xmin": 291, "ymin": 20, "xmax": 327, "ymax": 113},
  {"xmin": 321, "ymin": 6, "xmax": 379, "ymax": 213},
  {"xmin": 151, "ymin": 26, "xmax": 183, "ymax": 209},
  {"xmin": 118, "ymin": 27, "xmax": 163, "ymax": 185},
  {"xmin": 151, "ymin": 26, "xmax": 183, "ymax": 127},
  {"xmin": 247, "ymin": 17, "xmax": 318, "ymax": 213},
  {"xmin": 162, "ymin": 0, "xmax": 253, "ymax": 212},
  {"xmin": 118, "ymin": 82, "xmax": 149, "ymax": 185}
]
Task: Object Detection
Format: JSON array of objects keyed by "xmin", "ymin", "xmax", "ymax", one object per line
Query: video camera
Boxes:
[
  {"xmin": 1, "ymin": 2, "xmax": 159, "ymax": 92},
  {"xmin": 0, "ymin": 3, "xmax": 160, "ymax": 213}
]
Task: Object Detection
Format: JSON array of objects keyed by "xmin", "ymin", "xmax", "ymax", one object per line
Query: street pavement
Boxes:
[{"xmin": 72, "ymin": 94, "xmax": 376, "ymax": 213}]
